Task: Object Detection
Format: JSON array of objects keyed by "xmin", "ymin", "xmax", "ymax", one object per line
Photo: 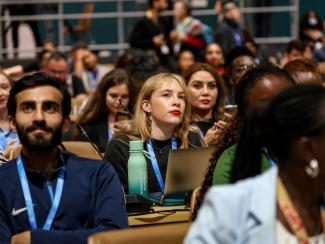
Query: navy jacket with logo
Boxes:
[{"xmin": 0, "ymin": 152, "xmax": 128, "ymax": 243}]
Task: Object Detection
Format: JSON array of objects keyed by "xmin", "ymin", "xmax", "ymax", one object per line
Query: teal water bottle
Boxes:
[{"xmin": 128, "ymin": 140, "xmax": 148, "ymax": 195}]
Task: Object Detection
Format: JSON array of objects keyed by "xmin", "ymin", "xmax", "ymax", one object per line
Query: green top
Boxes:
[{"xmin": 212, "ymin": 144, "xmax": 271, "ymax": 185}]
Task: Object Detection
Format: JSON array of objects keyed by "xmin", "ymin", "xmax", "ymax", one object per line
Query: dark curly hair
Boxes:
[{"xmin": 191, "ymin": 65, "xmax": 294, "ymax": 220}]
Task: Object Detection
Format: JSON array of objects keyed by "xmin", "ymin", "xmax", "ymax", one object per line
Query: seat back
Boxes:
[
  {"xmin": 62, "ymin": 141, "xmax": 102, "ymax": 160},
  {"xmin": 88, "ymin": 222, "xmax": 191, "ymax": 244},
  {"xmin": 8, "ymin": 141, "xmax": 102, "ymax": 160}
]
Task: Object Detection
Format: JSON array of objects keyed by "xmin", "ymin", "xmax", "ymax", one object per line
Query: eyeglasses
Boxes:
[{"xmin": 233, "ymin": 64, "xmax": 256, "ymax": 72}]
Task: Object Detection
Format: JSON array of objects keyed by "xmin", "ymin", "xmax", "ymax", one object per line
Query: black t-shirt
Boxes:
[{"xmin": 104, "ymin": 131, "xmax": 202, "ymax": 193}]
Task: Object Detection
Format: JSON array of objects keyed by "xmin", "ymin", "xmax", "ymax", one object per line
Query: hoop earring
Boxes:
[{"xmin": 305, "ymin": 159, "xmax": 319, "ymax": 178}]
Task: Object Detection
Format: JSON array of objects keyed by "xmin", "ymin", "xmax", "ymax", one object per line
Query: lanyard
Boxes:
[
  {"xmin": 108, "ymin": 127, "xmax": 113, "ymax": 141},
  {"xmin": 16, "ymin": 154, "xmax": 65, "ymax": 230},
  {"xmin": 198, "ymin": 128, "xmax": 204, "ymax": 140},
  {"xmin": 231, "ymin": 28, "xmax": 242, "ymax": 46},
  {"xmin": 261, "ymin": 148, "xmax": 276, "ymax": 167},
  {"xmin": 90, "ymin": 70, "xmax": 98, "ymax": 89},
  {"xmin": 147, "ymin": 137, "xmax": 177, "ymax": 192},
  {"xmin": 277, "ymin": 178, "xmax": 325, "ymax": 243}
]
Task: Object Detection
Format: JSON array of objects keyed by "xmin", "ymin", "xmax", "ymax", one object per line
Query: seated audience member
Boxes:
[
  {"xmin": 284, "ymin": 59, "xmax": 323, "ymax": 85},
  {"xmin": 224, "ymin": 47, "xmax": 256, "ymax": 105},
  {"xmin": 44, "ymin": 52, "xmax": 87, "ymax": 100},
  {"xmin": 4, "ymin": 49, "xmax": 54, "ymax": 77},
  {"xmin": 185, "ymin": 85, "xmax": 325, "ymax": 244},
  {"xmin": 105, "ymin": 73, "xmax": 203, "ymax": 193},
  {"xmin": 302, "ymin": 41, "xmax": 314, "ymax": 61},
  {"xmin": 177, "ymin": 49, "xmax": 195, "ymax": 74},
  {"xmin": 75, "ymin": 69, "xmax": 132, "ymax": 152},
  {"xmin": 170, "ymin": 0, "xmax": 205, "ymax": 58},
  {"xmin": 3, "ymin": 39, "xmax": 57, "ymax": 76},
  {"xmin": 0, "ymin": 72, "xmax": 19, "ymax": 151},
  {"xmin": 183, "ymin": 63, "xmax": 227, "ymax": 146},
  {"xmin": 192, "ymin": 65, "xmax": 294, "ymax": 219},
  {"xmin": 125, "ymin": 49, "xmax": 162, "ymax": 95},
  {"xmin": 205, "ymin": 43, "xmax": 225, "ymax": 75},
  {"xmin": 0, "ymin": 73, "xmax": 128, "ymax": 243},
  {"xmin": 72, "ymin": 47, "xmax": 110, "ymax": 93},
  {"xmin": 281, "ymin": 40, "xmax": 304, "ymax": 66}
]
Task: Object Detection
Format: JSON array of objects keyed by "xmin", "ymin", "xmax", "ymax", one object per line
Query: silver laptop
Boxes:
[
  {"xmin": 148, "ymin": 147, "xmax": 215, "ymax": 204},
  {"xmin": 164, "ymin": 146, "xmax": 215, "ymax": 195}
]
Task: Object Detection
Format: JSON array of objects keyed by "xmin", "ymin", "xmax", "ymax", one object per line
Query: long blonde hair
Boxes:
[{"xmin": 120, "ymin": 73, "xmax": 191, "ymax": 148}]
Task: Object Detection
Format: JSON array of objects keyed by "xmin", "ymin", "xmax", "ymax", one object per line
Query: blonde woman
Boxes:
[{"xmin": 104, "ymin": 73, "xmax": 203, "ymax": 193}]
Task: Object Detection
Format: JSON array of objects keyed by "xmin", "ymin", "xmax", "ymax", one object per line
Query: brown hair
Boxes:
[
  {"xmin": 183, "ymin": 62, "xmax": 225, "ymax": 118},
  {"xmin": 118, "ymin": 73, "xmax": 192, "ymax": 148},
  {"xmin": 283, "ymin": 59, "xmax": 322, "ymax": 85},
  {"xmin": 78, "ymin": 68, "xmax": 132, "ymax": 124}
]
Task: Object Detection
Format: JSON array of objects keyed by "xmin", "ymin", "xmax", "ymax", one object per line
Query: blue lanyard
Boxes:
[
  {"xmin": 16, "ymin": 154, "xmax": 65, "ymax": 230},
  {"xmin": 90, "ymin": 70, "xmax": 98, "ymax": 89},
  {"xmin": 108, "ymin": 127, "xmax": 113, "ymax": 141},
  {"xmin": 147, "ymin": 137, "xmax": 177, "ymax": 192},
  {"xmin": 262, "ymin": 148, "xmax": 276, "ymax": 167},
  {"xmin": 231, "ymin": 29, "xmax": 242, "ymax": 46}
]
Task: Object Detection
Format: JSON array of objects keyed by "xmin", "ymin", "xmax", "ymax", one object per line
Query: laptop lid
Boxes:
[{"xmin": 164, "ymin": 147, "xmax": 215, "ymax": 195}]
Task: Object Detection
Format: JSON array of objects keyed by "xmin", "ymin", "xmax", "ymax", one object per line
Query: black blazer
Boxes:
[{"xmin": 75, "ymin": 120, "xmax": 109, "ymax": 153}]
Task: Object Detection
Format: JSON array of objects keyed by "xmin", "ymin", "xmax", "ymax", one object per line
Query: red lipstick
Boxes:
[{"xmin": 169, "ymin": 110, "xmax": 181, "ymax": 116}]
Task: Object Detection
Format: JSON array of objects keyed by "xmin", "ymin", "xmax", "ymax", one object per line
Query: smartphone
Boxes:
[{"xmin": 224, "ymin": 105, "xmax": 238, "ymax": 114}]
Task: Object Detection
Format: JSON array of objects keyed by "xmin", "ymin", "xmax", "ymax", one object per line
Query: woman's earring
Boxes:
[{"xmin": 305, "ymin": 159, "xmax": 319, "ymax": 178}]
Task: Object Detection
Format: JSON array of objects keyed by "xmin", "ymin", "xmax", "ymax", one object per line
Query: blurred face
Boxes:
[
  {"xmin": 230, "ymin": 56, "xmax": 256, "ymax": 87},
  {"xmin": 0, "ymin": 74, "xmax": 11, "ymax": 111},
  {"xmin": 46, "ymin": 59, "xmax": 68, "ymax": 82},
  {"xmin": 246, "ymin": 75, "xmax": 292, "ymax": 108},
  {"xmin": 43, "ymin": 42, "xmax": 56, "ymax": 52},
  {"xmin": 224, "ymin": 3, "xmax": 241, "ymax": 22},
  {"xmin": 12, "ymin": 86, "xmax": 67, "ymax": 152},
  {"xmin": 154, "ymin": 0, "xmax": 168, "ymax": 12},
  {"xmin": 178, "ymin": 51, "xmax": 194, "ymax": 73},
  {"xmin": 142, "ymin": 79, "xmax": 186, "ymax": 129},
  {"xmin": 288, "ymin": 49, "xmax": 303, "ymax": 62},
  {"xmin": 105, "ymin": 84, "xmax": 130, "ymax": 115},
  {"xmin": 187, "ymin": 71, "xmax": 218, "ymax": 112},
  {"xmin": 83, "ymin": 50, "xmax": 97, "ymax": 70},
  {"xmin": 205, "ymin": 43, "xmax": 224, "ymax": 68},
  {"xmin": 303, "ymin": 46, "xmax": 313, "ymax": 61},
  {"xmin": 173, "ymin": 1, "xmax": 187, "ymax": 20}
]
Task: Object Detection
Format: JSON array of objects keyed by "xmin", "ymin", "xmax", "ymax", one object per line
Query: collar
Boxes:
[{"xmin": 248, "ymin": 166, "xmax": 278, "ymax": 224}]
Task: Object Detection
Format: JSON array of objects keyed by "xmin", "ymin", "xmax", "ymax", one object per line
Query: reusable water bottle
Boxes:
[{"xmin": 128, "ymin": 140, "xmax": 148, "ymax": 195}]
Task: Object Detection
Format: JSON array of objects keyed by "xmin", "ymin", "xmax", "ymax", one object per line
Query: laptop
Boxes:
[{"xmin": 147, "ymin": 147, "xmax": 215, "ymax": 205}]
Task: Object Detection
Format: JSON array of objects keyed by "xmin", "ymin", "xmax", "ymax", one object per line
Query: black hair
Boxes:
[
  {"xmin": 221, "ymin": 0, "xmax": 238, "ymax": 12},
  {"xmin": 47, "ymin": 51, "xmax": 68, "ymax": 63},
  {"xmin": 235, "ymin": 65, "xmax": 295, "ymax": 118},
  {"xmin": 125, "ymin": 49, "xmax": 161, "ymax": 82},
  {"xmin": 8, "ymin": 72, "xmax": 71, "ymax": 118},
  {"xmin": 37, "ymin": 49, "xmax": 53, "ymax": 62},
  {"xmin": 70, "ymin": 42, "xmax": 88, "ymax": 53},
  {"xmin": 286, "ymin": 40, "xmax": 303, "ymax": 53},
  {"xmin": 231, "ymin": 85, "xmax": 325, "ymax": 182},
  {"xmin": 225, "ymin": 46, "xmax": 255, "ymax": 67},
  {"xmin": 148, "ymin": 0, "xmax": 154, "ymax": 8}
]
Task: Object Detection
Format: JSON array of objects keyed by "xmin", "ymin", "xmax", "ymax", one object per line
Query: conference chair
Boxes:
[
  {"xmin": 8, "ymin": 141, "xmax": 102, "ymax": 160},
  {"xmin": 88, "ymin": 222, "xmax": 191, "ymax": 244}
]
